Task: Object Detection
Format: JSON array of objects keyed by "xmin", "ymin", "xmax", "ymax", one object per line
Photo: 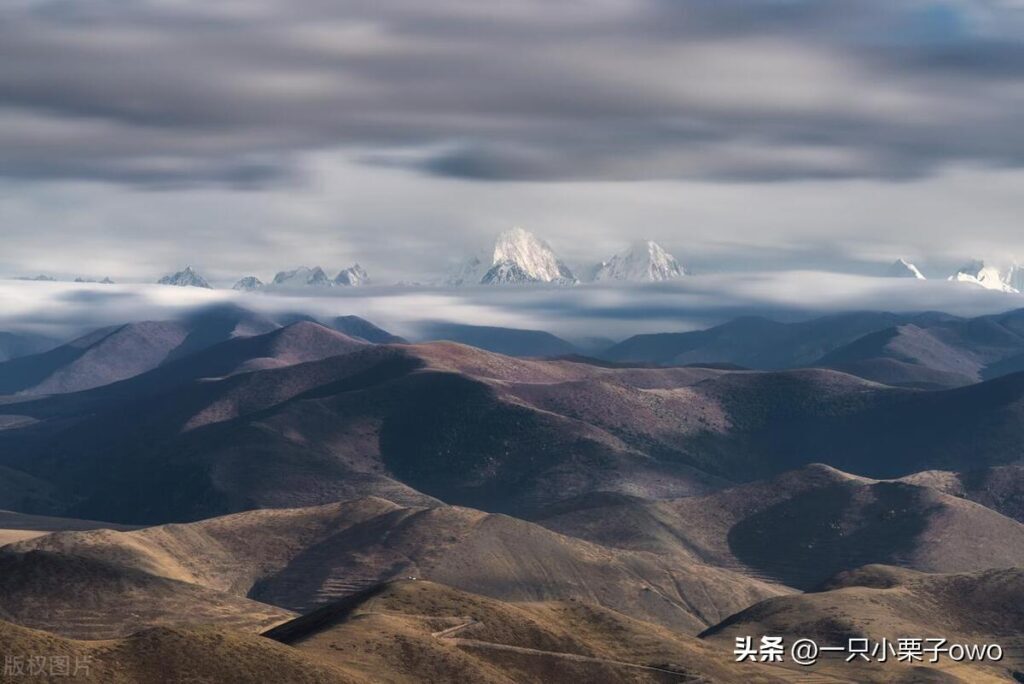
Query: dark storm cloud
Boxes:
[{"xmin": 0, "ymin": 0, "xmax": 1021, "ymax": 184}]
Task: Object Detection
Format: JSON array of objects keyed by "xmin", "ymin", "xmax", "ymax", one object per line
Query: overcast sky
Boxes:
[{"xmin": 1, "ymin": 0, "xmax": 1023, "ymax": 283}]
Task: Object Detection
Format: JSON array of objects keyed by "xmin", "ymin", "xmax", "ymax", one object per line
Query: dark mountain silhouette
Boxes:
[
  {"xmin": 817, "ymin": 310, "xmax": 1024, "ymax": 387},
  {"xmin": 0, "ymin": 304, "xmax": 278, "ymax": 395},
  {"xmin": 0, "ymin": 330, "xmax": 59, "ymax": 362},
  {"xmin": 4, "ymin": 326, "xmax": 1024, "ymax": 524},
  {"xmin": 0, "ymin": 337, "xmax": 737, "ymax": 522},
  {"xmin": 603, "ymin": 312, "xmax": 929, "ymax": 367},
  {"xmin": 606, "ymin": 308, "xmax": 1024, "ymax": 389}
]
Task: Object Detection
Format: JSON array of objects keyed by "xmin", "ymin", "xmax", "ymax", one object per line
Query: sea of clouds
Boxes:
[{"xmin": 4, "ymin": 272, "xmax": 1024, "ymax": 345}]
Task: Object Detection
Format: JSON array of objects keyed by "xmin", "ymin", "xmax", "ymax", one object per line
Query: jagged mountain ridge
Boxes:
[
  {"xmin": 270, "ymin": 264, "xmax": 369, "ymax": 288},
  {"xmin": 232, "ymin": 276, "xmax": 264, "ymax": 291},
  {"xmin": 334, "ymin": 263, "xmax": 369, "ymax": 286},
  {"xmin": 157, "ymin": 266, "xmax": 211, "ymax": 289}
]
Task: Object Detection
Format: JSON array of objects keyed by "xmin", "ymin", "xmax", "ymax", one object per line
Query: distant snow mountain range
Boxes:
[
  {"xmin": 447, "ymin": 227, "xmax": 686, "ymax": 286},
  {"xmin": 883, "ymin": 258, "xmax": 1024, "ymax": 294},
  {"xmin": 264, "ymin": 264, "xmax": 369, "ymax": 289},
  {"xmin": 15, "ymin": 274, "xmax": 115, "ymax": 284},
  {"xmin": 11, "ymin": 230, "xmax": 1024, "ymax": 296},
  {"xmin": 154, "ymin": 264, "xmax": 370, "ymax": 291}
]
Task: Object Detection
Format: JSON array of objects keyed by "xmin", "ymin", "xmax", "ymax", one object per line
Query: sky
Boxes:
[{"xmin": 1, "ymin": 0, "xmax": 1023, "ymax": 284}]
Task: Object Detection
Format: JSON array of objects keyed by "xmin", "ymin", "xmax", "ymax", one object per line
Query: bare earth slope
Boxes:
[
  {"xmin": 702, "ymin": 565, "xmax": 1024, "ymax": 683},
  {"xmin": 8, "ymin": 498, "xmax": 786, "ymax": 634},
  {"xmin": 898, "ymin": 465, "xmax": 1024, "ymax": 523},
  {"xmin": 0, "ymin": 549, "xmax": 294, "ymax": 639},
  {"xmin": 0, "ymin": 618, "xmax": 355, "ymax": 683},
  {"xmin": 267, "ymin": 579, "xmax": 793, "ymax": 684},
  {"xmin": 537, "ymin": 464, "xmax": 1024, "ymax": 590},
  {"xmin": 0, "ymin": 509, "xmax": 133, "ymax": 546}
]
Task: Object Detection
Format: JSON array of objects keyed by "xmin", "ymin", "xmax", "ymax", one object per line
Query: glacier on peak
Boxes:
[
  {"xmin": 269, "ymin": 264, "xmax": 370, "ymax": 288},
  {"xmin": 232, "ymin": 276, "xmax": 264, "ymax": 291},
  {"xmin": 948, "ymin": 260, "xmax": 1018, "ymax": 293},
  {"xmin": 157, "ymin": 266, "xmax": 212, "ymax": 289},
  {"xmin": 886, "ymin": 258, "xmax": 925, "ymax": 280},
  {"xmin": 592, "ymin": 240, "xmax": 685, "ymax": 282},
  {"xmin": 1003, "ymin": 263, "xmax": 1024, "ymax": 292},
  {"xmin": 484, "ymin": 227, "xmax": 577, "ymax": 285},
  {"xmin": 335, "ymin": 263, "xmax": 369, "ymax": 286},
  {"xmin": 272, "ymin": 266, "xmax": 333, "ymax": 288}
]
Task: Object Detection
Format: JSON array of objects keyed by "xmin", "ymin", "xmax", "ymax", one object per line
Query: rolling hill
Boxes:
[
  {"xmin": 266, "ymin": 579, "xmax": 793, "ymax": 684},
  {"xmin": 537, "ymin": 464, "xmax": 1024, "ymax": 590},
  {"xmin": 0, "ymin": 509, "xmax": 133, "ymax": 545},
  {"xmin": 701, "ymin": 565, "xmax": 1024, "ymax": 683},
  {"xmin": 8, "ymin": 498, "xmax": 786, "ymax": 634},
  {"xmin": 3, "ymin": 324, "xmax": 1024, "ymax": 524},
  {"xmin": 0, "ymin": 618, "xmax": 354, "ymax": 683},
  {"xmin": 0, "ymin": 304, "xmax": 278, "ymax": 395},
  {"xmin": 0, "ymin": 330, "xmax": 59, "ymax": 363},
  {"xmin": 602, "ymin": 312, "xmax": 927, "ymax": 367},
  {"xmin": 416, "ymin": 322, "xmax": 578, "ymax": 357},
  {"xmin": 605, "ymin": 308, "xmax": 1024, "ymax": 389},
  {"xmin": 898, "ymin": 465, "xmax": 1024, "ymax": 523},
  {"xmin": 0, "ymin": 307, "xmax": 1023, "ymax": 683},
  {"xmin": 0, "ymin": 549, "xmax": 294, "ymax": 639},
  {"xmin": 816, "ymin": 312, "xmax": 1024, "ymax": 387}
]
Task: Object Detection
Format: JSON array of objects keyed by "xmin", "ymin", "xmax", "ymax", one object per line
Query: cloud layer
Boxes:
[
  {"xmin": 2, "ymin": 0, "xmax": 1023, "ymax": 184},
  {"xmin": 4, "ymin": 274, "xmax": 1024, "ymax": 343}
]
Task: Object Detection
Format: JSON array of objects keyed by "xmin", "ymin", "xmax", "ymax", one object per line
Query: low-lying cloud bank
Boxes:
[{"xmin": 3, "ymin": 272, "xmax": 1024, "ymax": 344}]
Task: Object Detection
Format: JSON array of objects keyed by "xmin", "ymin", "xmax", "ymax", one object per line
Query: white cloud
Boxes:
[{"xmin": 3, "ymin": 271, "xmax": 1023, "ymax": 342}]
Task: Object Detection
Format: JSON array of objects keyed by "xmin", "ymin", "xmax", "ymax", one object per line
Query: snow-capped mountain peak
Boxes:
[
  {"xmin": 886, "ymin": 258, "xmax": 925, "ymax": 280},
  {"xmin": 268, "ymin": 264, "xmax": 370, "ymax": 288},
  {"xmin": 157, "ymin": 266, "xmax": 212, "ymax": 289},
  {"xmin": 593, "ymin": 240, "xmax": 686, "ymax": 282},
  {"xmin": 948, "ymin": 260, "xmax": 1018, "ymax": 293},
  {"xmin": 1003, "ymin": 263, "xmax": 1024, "ymax": 292},
  {"xmin": 271, "ymin": 266, "xmax": 332, "ymax": 288},
  {"xmin": 232, "ymin": 276, "xmax": 264, "ymax": 291},
  {"xmin": 482, "ymin": 227, "xmax": 577, "ymax": 285},
  {"xmin": 335, "ymin": 263, "xmax": 369, "ymax": 286},
  {"xmin": 444, "ymin": 254, "xmax": 486, "ymax": 286}
]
